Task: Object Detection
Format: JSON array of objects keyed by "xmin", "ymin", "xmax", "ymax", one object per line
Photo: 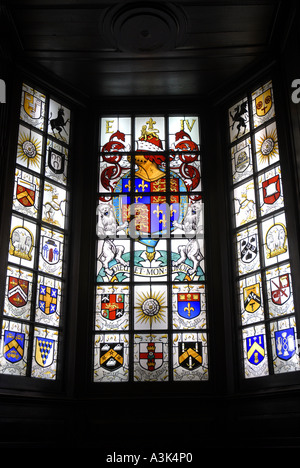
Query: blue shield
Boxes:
[
  {"xmin": 275, "ymin": 327, "xmax": 296, "ymax": 360},
  {"xmin": 246, "ymin": 334, "xmax": 265, "ymax": 365},
  {"xmin": 178, "ymin": 293, "xmax": 201, "ymax": 319},
  {"xmin": 4, "ymin": 330, "xmax": 25, "ymax": 363}
]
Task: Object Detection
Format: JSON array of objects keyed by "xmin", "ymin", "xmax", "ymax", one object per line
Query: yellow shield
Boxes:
[
  {"xmin": 243, "ymin": 283, "xmax": 261, "ymax": 313},
  {"xmin": 255, "ymin": 89, "xmax": 272, "ymax": 116},
  {"xmin": 24, "ymin": 92, "xmax": 42, "ymax": 119}
]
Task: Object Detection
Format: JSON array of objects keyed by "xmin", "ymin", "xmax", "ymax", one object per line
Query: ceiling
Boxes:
[{"xmin": 1, "ymin": 0, "xmax": 295, "ymax": 100}]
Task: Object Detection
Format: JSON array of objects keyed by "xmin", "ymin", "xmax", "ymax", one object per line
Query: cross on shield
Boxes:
[
  {"xmin": 101, "ymin": 293, "xmax": 124, "ymax": 320},
  {"xmin": 23, "ymin": 91, "xmax": 43, "ymax": 119},
  {"xmin": 255, "ymin": 88, "xmax": 272, "ymax": 116},
  {"xmin": 139, "ymin": 342, "xmax": 163, "ymax": 371},
  {"xmin": 39, "ymin": 284, "xmax": 58, "ymax": 315}
]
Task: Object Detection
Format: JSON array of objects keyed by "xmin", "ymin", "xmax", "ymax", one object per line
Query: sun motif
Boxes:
[
  {"xmin": 256, "ymin": 127, "xmax": 279, "ymax": 166},
  {"xmin": 135, "ymin": 290, "xmax": 166, "ymax": 327},
  {"xmin": 17, "ymin": 131, "xmax": 41, "ymax": 169}
]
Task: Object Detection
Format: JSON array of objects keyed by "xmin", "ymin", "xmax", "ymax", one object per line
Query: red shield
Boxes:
[
  {"xmin": 8, "ymin": 276, "xmax": 29, "ymax": 308},
  {"xmin": 262, "ymin": 175, "xmax": 280, "ymax": 205},
  {"xmin": 16, "ymin": 179, "xmax": 36, "ymax": 207}
]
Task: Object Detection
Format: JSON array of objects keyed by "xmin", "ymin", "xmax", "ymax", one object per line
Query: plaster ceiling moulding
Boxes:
[{"xmin": 101, "ymin": 2, "xmax": 187, "ymax": 54}]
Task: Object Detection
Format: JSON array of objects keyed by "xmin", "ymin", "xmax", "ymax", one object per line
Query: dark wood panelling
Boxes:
[{"xmin": 2, "ymin": 0, "xmax": 291, "ymax": 99}]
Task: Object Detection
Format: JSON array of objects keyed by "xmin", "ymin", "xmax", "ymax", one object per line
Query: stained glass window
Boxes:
[
  {"xmin": 0, "ymin": 83, "xmax": 71, "ymax": 379},
  {"xmin": 228, "ymin": 80, "xmax": 300, "ymax": 378},
  {"xmin": 94, "ymin": 115, "xmax": 208, "ymax": 382}
]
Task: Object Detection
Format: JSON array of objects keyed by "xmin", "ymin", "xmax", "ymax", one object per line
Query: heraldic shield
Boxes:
[
  {"xmin": 177, "ymin": 293, "xmax": 201, "ymax": 319},
  {"xmin": 16, "ymin": 178, "xmax": 36, "ymax": 207},
  {"xmin": 39, "ymin": 284, "xmax": 58, "ymax": 315},
  {"xmin": 4, "ymin": 330, "xmax": 25, "ymax": 363},
  {"xmin": 35, "ymin": 337, "xmax": 54, "ymax": 367},
  {"xmin": 101, "ymin": 293, "xmax": 124, "ymax": 321},
  {"xmin": 240, "ymin": 234, "xmax": 257, "ymax": 263},
  {"xmin": 247, "ymin": 334, "xmax": 265, "ymax": 365},
  {"xmin": 114, "ymin": 174, "xmax": 186, "ymax": 237},
  {"xmin": 24, "ymin": 91, "xmax": 43, "ymax": 119},
  {"xmin": 100, "ymin": 343, "xmax": 124, "ymax": 371},
  {"xmin": 178, "ymin": 341, "xmax": 202, "ymax": 370},
  {"xmin": 8, "ymin": 276, "xmax": 29, "ymax": 308},
  {"xmin": 139, "ymin": 342, "xmax": 163, "ymax": 371},
  {"xmin": 255, "ymin": 88, "xmax": 272, "ymax": 116},
  {"xmin": 271, "ymin": 274, "xmax": 291, "ymax": 305},
  {"xmin": 263, "ymin": 175, "xmax": 280, "ymax": 205},
  {"xmin": 48, "ymin": 148, "xmax": 65, "ymax": 175},
  {"xmin": 243, "ymin": 283, "xmax": 261, "ymax": 313},
  {"xmin": 275, "ymin": 328, "xmax": 296, "ymax": 360},
  {"xmin": 42, "ymin": 237, "xmax": 61, "ymax": 265}
]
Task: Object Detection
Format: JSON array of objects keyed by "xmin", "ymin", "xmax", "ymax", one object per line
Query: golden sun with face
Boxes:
[
  {"xmin": 256, "ymin": 127, "xmax": 279, "ymax": 166},
  {"xmin": 135, "ymin": 290, "xmax": 166, "ymax": 327},
  {"xmin": 17, "ymin": 131, "xmax": 41, "ymax": 169}
]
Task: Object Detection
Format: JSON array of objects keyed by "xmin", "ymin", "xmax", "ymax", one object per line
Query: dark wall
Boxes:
[{"xmin": 1, "ymin": 6, "xmax": 300, "ymax": 453}]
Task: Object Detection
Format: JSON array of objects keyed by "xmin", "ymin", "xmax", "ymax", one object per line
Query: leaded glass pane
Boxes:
[
  {"xmin": 266, "ymin": 264, "xmax": 294, "ymax": 318},
  {"xmin": 233, "ymin": 180, "xmax": 256, "ymax": 227},
  {"xmin": 271, "ymin": 317, "xmax": 300, "ymax": 374},
  {"xmin": 31, "ymin": 327, "xmax": 58, "ymax": 379},
  {"xmin": 20, "ymin": 84, "xmax": 46, "ymax": 130},
  {"xmin": 13, "ymin": 169, "xmax": 41, "ymax": 218},
  {"xmin": 0, "ymin": 83, "xmax": 71, "ymax": 380},
  {"xmin": 4, "ymin": 266, "xmax": 33, "ymax": 320},
  {"xmin": 172, "ymin": 332, "xmax": 208, "ymax": 381},
  {"xmin": 254, "ymin": 122, "xmax": 279, "ymax": 171},
  {"xmin": 258, "ymin": 165, "xmax": 284, "ymax": 216},
  {"xmin": 242, "ymin": 325, "xmax": 269, "ymax": 378},
  {"xmin": 231, "ymin": 137, "xmax": 253, "ymax": 184},
  {"xmin": 228, "ymin": 97, "xmax": 250, "ymax": 143},
  {"xmin": 228, "ymin": 80, "xmax": 300, "ymax": 378},
  {"xmin": 0, "ymin": 320, "xmax": 29, "ymax": 376},
  {"xmin": 17, "ymin": 125, "xmax": 43, "ymax": 172},
  {"xmin": 94, "ymin": 114, "xmax": 207, "ymax": 382},
  {"xmin": 134, "ymin": 333, "xmax": 169, "ymax": 382},
  {"xmin": 94, "ymin": 333, "xmax": 130, "ymax": 382},
  {"xmin": 251, "ymin": 80, "xmax": 275, "ymax": 128}
]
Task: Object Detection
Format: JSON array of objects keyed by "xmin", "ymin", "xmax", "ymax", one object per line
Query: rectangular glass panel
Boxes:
[
  {"xmin": 94, "ymin": 333, "xmax": 130, "ymax": 382},
  {"xmin": 229, "ymin": 80, "xmax": 299, "ymax": 378},
  {"xmin": 228, "ymin": 97, "xmax": 250, "ymax": 143},
  {"xmin": 251, "ymin": 80, "xmax": 275, "ymax": 128},
  {"xmin": 231, "ymin": 137, "xmax": 253, "ymax": 184},
  {"xmin": 271, "ymin": 317, "xmax": 300, "ymax": 374},
  {"xmin": 172, "ymin": 332, "xmax": 208, "ymax": 381},
  {"xmin": 242, "ymin": 324, "xmax": 269, "ymax": 378},
  {"xmin": 266, "ymin": 263, "xmax": 294, "ymax": 318},
  {"xmin": 4, "ymin": 266, "xmax": 33, "ymax": 320},
  {"xmin": 95, "ymin": 114, "xmax": 206, "ymax": 382},
  {"xmin": 0, "ymin": 83, "xmax": 71, "ymax": 380},
  {"xmin": 0, "ymin": 320, "xmax": 29, "ymax": 376},
  {"xmin": 258, "ymin": 165, "xmax": 284, "ymax": 216}
]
